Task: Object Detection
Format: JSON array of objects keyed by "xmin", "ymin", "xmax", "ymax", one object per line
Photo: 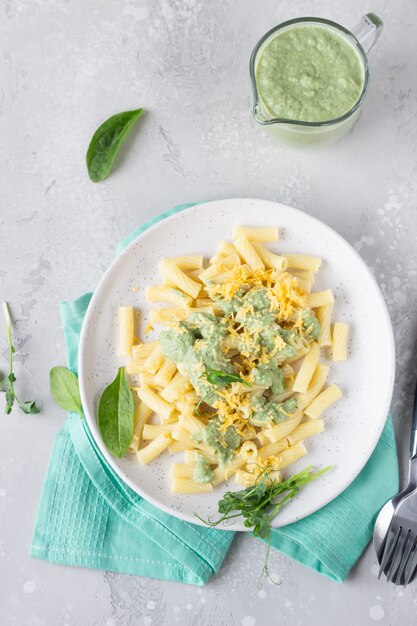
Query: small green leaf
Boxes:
[
  {"xmin": 98, "ymin": 367, "xmax": 134, "ymax": 458},
  {"xmin": 86, "ymin": 108, "xmax": 144, "ymax": 182},
  {"xmin": 203, "ymin": 369, "xmax": 252, "ymax": 388},
  {"xmin": 19, "ymin": 400, "xmax": 40, "ymax": 414},
  {"xmin": 5, "ymin": 388, "xmax": 14, "ymax": 413},
  {"xmin": 50, "ymin": 366, "xmax": 83, "ymax": 416}
]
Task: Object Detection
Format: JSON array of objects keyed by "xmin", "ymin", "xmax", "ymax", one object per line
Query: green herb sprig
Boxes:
[
  {"xmin": 194, "ymin": 368, "xmax": 252, "ymax": 417},
  {"xmin": 86, "ymin": 108, "xmax": 144, "ymax": 182},
  {"xmin": 0, "ymin": 302, "xmax": 40, "ymax": 415},
  {"xmin": 197, "ymin": 465, "xmax": 331, "ymax": 584}
]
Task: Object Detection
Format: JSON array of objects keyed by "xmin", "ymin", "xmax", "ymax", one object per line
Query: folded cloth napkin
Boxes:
[{"xmin": 31, "ymin": 203, "xmax": 399, "ymax": 584}]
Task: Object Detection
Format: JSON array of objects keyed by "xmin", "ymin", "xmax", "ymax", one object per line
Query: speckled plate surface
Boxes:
[{"xmin": 78, "ymin": 198, "xmax": 395, "ymax": 530}]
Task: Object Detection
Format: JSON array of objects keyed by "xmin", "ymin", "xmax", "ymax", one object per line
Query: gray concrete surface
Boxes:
[{"xmin": 1, "ymin": 1, "xmax": 417, "ymax": 624}]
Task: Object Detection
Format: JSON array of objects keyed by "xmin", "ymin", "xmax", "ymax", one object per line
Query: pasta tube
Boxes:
[
  {"xmin": 136, "ymin": 385, "xmax": 175, "ymax": 421},
  {"xmin": 154, "ymin": 359, "xmax": 177, "ymax": 386},
  {"xmin": 287, "ymin": 419, "xmax": 324, "ymax": 446},
  {"xmin": 332, "ymin": 322, "xmax": 350, "ymax": 361},
  {"xmin": 142, "ymin": 423, "xmax": 174, "ymax": 440},
  {"xmin": 160, "ymin": 263, "xmax": 202, "ymax": 299},
  {"xmin": 284, "ymin": 254, "xmax": 322, "ymax": 272},
  {"xmin": 252, "ymin": 241, "xmax": 288, "ymax": 271},
  {"xmin": 317, "ymin": 304, "xmax": 334, "ymax": 347},
  {"xmin": 233, "ymin": 236, "xmax": 265, "ymax": 270},
  {"xmin": 232, "ymin": 225, "xmax": 279, "ymax": 242},
  {"xmin": 132, "ymin": 342, "xmax": 158, "ymax": 360},
  {"xmin": 117, "ymin": 306, "xmax": 134, "ymax": 357},
  {"xmin": 296, "ymin": 364, "xmax": 329, "ymax": 410},
  {"xmin": 159, "ymin": 255, "xmax": 204, "ymax": 271},
  {"xmin": 171, "ymin": 478, "xmax": 213, "ymax": 494},
  {"xmin": 307, "ymin": 289, "xmax": 334, "ymax": 309},
  {"xmin": 292, "ymin": 343, "xmax": 320, "ymax": 393},
  {"xmin": 304, "ymin": 384, "xmax": 342, "ymax": 419},
  {"xmin": 264, "ymin": 411, "xmax": 303, "ymax": 443},
  {"xmin": 145, "ymin": 285, "xmax": 192, "ymax": 308},
  {"xmin": 160, "ymin": 372, "xmax": 193, "ymax": 402},
  {"xmin": 144, "ymin": 345, "xmax": 165, "ymax": 375},
  {"xmin": 132, "ymin": 401, "xmax": 154, "ymax": 443},
  {"xmin": 136, "ymin": 432, "xmax": 172, "ymax": 464}
]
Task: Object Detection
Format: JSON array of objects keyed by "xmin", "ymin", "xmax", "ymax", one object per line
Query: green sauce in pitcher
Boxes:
[{"xmin": 255, "ymin": 23, "xmax": 365, "ymax": 123}]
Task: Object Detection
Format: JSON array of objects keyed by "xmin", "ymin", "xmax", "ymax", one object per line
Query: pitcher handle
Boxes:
[{"xmin": 350, "ymin": 13, "xmax": 383, "ymax": 54}]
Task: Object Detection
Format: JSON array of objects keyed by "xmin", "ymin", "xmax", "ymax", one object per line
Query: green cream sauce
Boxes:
[
  {"xmin": 215, "ymin": 286, "xmax": 299, "ymax": 361},
  {"xmin": 256, "ymin": 24, "xmax": 364, "ymax": 122},
  {"xmin": 253, "ymin": 363, "xmax": 284, "ymax": 395},
  {"xmin": 159, "ymin": 313, "xmax": 233, "ymax": 404},
  {"xmin": 159, "ymin": 288, "xmax": 318, "ymax": 462},
  {"xmin": 300, "ymin": 308, "xmax": 321, "ymax": 340},
  {"xmin": 193, "ymin": 453, "xmax": 215, "ymax": 483},
  {"xmin": 203, "ymin": 418, "xmax": 241, "ymax": 465},
  {"xmin": 251, "ymin": 396, "xmax": 298, "ymax": 425}
]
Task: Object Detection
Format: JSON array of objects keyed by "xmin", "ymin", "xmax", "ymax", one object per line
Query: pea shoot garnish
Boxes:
[{"xmin": 196, "ymin": 464, "xmax": 331, "ymax": 585}]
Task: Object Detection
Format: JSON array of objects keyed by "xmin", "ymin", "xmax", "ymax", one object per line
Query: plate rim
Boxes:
[{"xmin": 78, "ymin": 198, "xmax": 396, "ymax": 530}]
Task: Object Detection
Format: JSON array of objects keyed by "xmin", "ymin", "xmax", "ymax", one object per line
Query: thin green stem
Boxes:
[
  {"xmin": 2, "ymin": 301, "xmax": 39, "ymax": 413},
  {"xmin": 2, "ymin": 302, "xmax": 25, "ymax": 405}
]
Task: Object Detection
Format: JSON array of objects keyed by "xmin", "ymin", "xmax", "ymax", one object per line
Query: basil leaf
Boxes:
[
  {"xmin": 204, "ymin": 369, "xmax": 252, "ymax": 388},
  {"xmin": 50, "ymin": 366, "xmax": 83, "ymax": 416},
  {"xmin": 19, "ymin": 400, "xmax": 40, "ymax": 414},
  {"xmin": 98, "ymin": 367, "xmax": 134, "ymax": 458},
  {"xmin": 86, "ymin": 108, "xmax": 144, "ymax": 182}
]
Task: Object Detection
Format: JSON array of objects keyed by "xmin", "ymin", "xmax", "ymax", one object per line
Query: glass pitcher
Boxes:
[{"xmin": 249, "ymin": 13, "xmax": 383, "ymax": 147}]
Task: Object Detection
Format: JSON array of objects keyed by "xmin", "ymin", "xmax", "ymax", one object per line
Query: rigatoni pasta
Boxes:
[
  {"xmin": 232, "ymin": 225, "xmax": 279, "ymax": 242},
  {"xmin": 159, "ymin": 262, "xmax": 201, "ymax": 299},
  {"xmin": 292, "ymin": 342, "xmax": 320, "ymax": 393},
  {"xmin": 316, "ymin": 304, "xmax": 334, "ymax": 347},
  {"xmin": 233, "ymin": 237, "xmax": 265, "ymax": 270},
  {"xmin": 111, "ymin": 224, "xmax": 349, "ymax": 495},
  {"xmin": 304, "ymin": 384, "xmax": 342, "ymax": 419},
  {"xmin": 332, "ymin": 322, "xmax": 350, "ymax": 361},
  {"xmin": 117, "ymin": 306, "xmax": 134, "ymax": 357},
  {"xmin": 307, "ymin": 289, "xmax": 334, "ymax": 309},
  {"xmin": 136, "ymin": 432, "xmax": 172, "ymax": 464}
]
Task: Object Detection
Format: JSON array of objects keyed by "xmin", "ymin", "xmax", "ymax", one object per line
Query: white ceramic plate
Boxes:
[{"xmin": 78, "ymin": 199, "xmax": 395, "ymax": 530}]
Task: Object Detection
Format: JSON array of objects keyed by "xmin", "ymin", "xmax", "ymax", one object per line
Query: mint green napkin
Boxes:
[{"xmin": 31, "ymin": 203, "xmax": 399, "ymax": 584}]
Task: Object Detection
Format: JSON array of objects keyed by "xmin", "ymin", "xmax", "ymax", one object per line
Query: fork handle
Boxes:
[{"xmin": 410, "ymin": 379, "xmax": 417, "ymax": 459}]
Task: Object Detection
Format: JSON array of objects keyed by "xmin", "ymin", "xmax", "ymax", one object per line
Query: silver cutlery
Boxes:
[{"xmin": 373, "ymin": 386, "xmax": 417, "ymax": 585}]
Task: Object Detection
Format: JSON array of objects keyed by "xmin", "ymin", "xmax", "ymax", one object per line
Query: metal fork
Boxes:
[{"xmin": 373, "ymin": 380, "xmax": 417, "ymax": 586}]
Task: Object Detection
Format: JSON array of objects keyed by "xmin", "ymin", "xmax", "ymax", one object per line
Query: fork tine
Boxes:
[
  {"xmin": 377, "ymin": 529, "xmax": 394, "ymax": 579},
  {"xmin": 377, "ymin": 535, "xmax": 389, "ymax": 579},
  {"xmin": 378, "ymin": 525, "xmax": 402, "ymax": 579},
  {"xmin": 386, "ymin": 528, "xmax": 405, "ymax": 582},
  {"xmin": 393, "ymin": 530, "xmax": 413, "ymax": 585},
  {"xmin": 404, "ymin": 538, "xmax": 417, "ymax": 588}
]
